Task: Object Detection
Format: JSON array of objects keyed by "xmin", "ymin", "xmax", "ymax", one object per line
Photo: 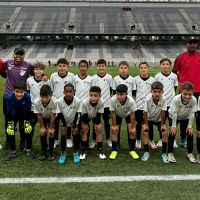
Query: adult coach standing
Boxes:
[
  {"xmin": 3, "ymin": 47, "xmax": 33, "ymax": 149},
  {"xmin": 173, "ymin": 37, "xmax": 200, "ymax": 148}
]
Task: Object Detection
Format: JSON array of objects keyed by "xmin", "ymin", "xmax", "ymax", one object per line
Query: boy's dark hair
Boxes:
[
  {"xmin": 40, "ymin": 84, "xmax": 52, "ymax": 96},
  {"xmin": 182, "ymin": 82, "xmax": 194, "ymax": 91},
  {"xmin": 57, "ymin": 58, "xmax": 69, "ymax": 66},
  {"xmin": 13, "ymin": 81, "xmax": 26, "ymax": 91},
  {"xmin": 33, "ymin": 61, "xmax": 46, "ymax": 70},
  {"xmin": 139, "ymin": 61, "xmax": 149, "ymax": 68},
  {"xmin": 160, "ymin": 57, "xmax": 172, "ymax": 65},
  {"xmin": 90, "ymin": 86, "xmax": 101, "ymax": 94},
  {"xmin": 116, "ymin": 84, "xmax": 128, "ymax": 93},
  {"xmin": 151, "ymin": 81, "xmax": 164, "ymax": 90},
  {"xmin": 79, "ymin": 59, "xmax": 89, "ymax": 68},
  {"xmin": 119, "ymin": 61, "xmax": 129, "ymax": 68},
  {"xmin": 97, "ymin": 59, "xmax": 106, "ymax": 66},
  {"xmin": 64, "ymin": 83, "xmax": 75, "ymax": 91}
]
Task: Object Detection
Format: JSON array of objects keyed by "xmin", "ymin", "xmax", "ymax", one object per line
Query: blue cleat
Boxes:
[
  {"xmin": 58, "ymin": 152, "xmax": 66, "ymax": 164},
  {"xmin": 73, "ymin": 152, "xmax": 80, "ymax": 164},
  {"xmin": 162, "ymin": 153, "xmax": 170, "ymax": 164},
  {"xmin": 141, "ymin": 152, "xmax": 150, "ymax": 161}
]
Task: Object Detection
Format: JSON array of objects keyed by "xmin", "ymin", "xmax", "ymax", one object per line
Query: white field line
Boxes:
[{"xmin": 0, "ymin": 175, "xmax": 200, "ymax": 184}]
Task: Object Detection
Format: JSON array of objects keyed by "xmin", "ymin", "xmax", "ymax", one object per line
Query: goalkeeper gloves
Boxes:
[
  {"xmin": 24, "ymin": 120, "xmax": 32, "ymax": 134},
  {"xmin": 7, "ymin": 121, "xmax": 14, "ymax": 135}
]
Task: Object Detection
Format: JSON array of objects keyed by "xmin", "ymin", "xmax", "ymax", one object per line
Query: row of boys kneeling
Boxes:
[{"xmin": 4, "ymin": 79, "xmax": 200, "ymax": 164}]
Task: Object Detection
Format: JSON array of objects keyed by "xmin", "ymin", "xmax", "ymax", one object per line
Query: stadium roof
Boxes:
[{"xmin": 1, "ymin": 2, "xmax": 200, "ymax": 35}]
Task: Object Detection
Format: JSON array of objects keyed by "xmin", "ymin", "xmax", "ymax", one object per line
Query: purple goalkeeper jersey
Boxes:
[{"xmin": 4, "ymin": 59, "xmax": 33, "ymax": 96}]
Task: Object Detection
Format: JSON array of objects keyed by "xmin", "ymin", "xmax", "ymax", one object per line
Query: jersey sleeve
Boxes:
[
  {"xmin": 129, "ymin": 99, "xmax": 137, "ymax": 112},
  {"xmin": 110, "ymin": 97, "xmax": 116, "ymax": 112},
  {"xmin": 98, "ymin": 100, "xmax": 104, "ymax": 114},
  {"xmin": 162, "ymin": 97, "xmax": 168, "ymax": 111},
  {"xmin": 33, "ymin": 100, "xmax": 41, "ymax": 114}
]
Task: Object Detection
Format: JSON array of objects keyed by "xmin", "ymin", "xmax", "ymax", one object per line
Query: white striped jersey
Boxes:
[
  {"xmin": 198, "ymin": 96, "xmax": 200, "ymax": 111},
  {"xmin": 168, "ymin": 94, "xmax": 197, "ymax": 120},
  {"xmin": 154, "ymin": 72, "xmax": 178, "ymax": 106},
  {"xmin": 33, "ymin": 96, "xmax": 57, "ymax": 119},
  {"xmin": 144, "ymin": 94, "xmax": 167, "ymax": 122},
  {"xmin": 90, "ymin": 73, "xmax": 113, "ymax": 108},
  {"xmin": 110, "ymin": 95, "xmax": 137, "ymax": 119},
  {"xmin": 27, "ymin": 76, "xmax": 49, "ymax": 104},
  {"xmin": 74, "ymin": 74, "xmax": 92, "ymax": 102},
  {"xmin": 81, "ymin": 97, "xmax": 104, "ymax": 119},
  {"xmin": 113, "ymin": 75, "xmax": 135, "ymax": 97},
  {"xmin": 133, "ymin": 75, "xmax": 155, "ymax": 110},
  {"xmin": 57, "ymin": 96, "xmax": 81, "ymax": 127},
  {"xmin": 49, "ymin": 72, "xmax": 75, "ymax": 99}
]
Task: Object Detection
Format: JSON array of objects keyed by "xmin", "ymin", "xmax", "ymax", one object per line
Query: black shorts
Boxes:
[{"xmin": 116, "ymin": 115, "xmax": 131, "ymax": 126}]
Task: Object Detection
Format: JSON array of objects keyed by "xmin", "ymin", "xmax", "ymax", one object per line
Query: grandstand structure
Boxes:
[{"xmin": 0, "ymin": 1, "xmax": 200, "ymax": 64}]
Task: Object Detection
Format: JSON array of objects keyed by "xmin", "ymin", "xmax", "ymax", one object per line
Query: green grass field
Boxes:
[{"xmin": 0, "ymin": 66, "xmax": 199, "ymax": 200}]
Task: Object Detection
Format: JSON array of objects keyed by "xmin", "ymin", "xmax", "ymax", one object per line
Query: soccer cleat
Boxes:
[
  {"xmin": 173, "ymin": 140, "xmax": 178, "ymax": 148},
  {"xmin": 19, "ymin": 140, "xmax": 26, "ymax": 151},
  {"xmin": 180, "ymin": 138, "xmax": 187, "ymax": 148},
  {"xmin": 97, "ymin": 152, "xmax": 106, "ymax": 160},
  {"xmin": 187, "ymin": 153, "xmax": 197, "ymax": 163},
  {"xmin": 73, "ymin": 152, "xmax": 80, "ymax": 164},
  {"xmin": 149, "ymin": 140, "xmax": 157, "ymax": 149},
  {"xmin": 89, "ymin": 140, "xmax": 97, "ymax": 149},
  {"xmin": 196, "ymin": 154, "xmax": 200, "ymax": 164},
  {"xmin": 66, "ymin": 139, "xmax": 73, "ymax": 148},
  {"xmin": 48, "ymin": 153, "xmax": 55, "ymax": 161},
  {"xmin": 105, "ymin": 139, "xmax": 112, "ymax": 148},
  {"xmin": 168, "ymin": 153, "xmax": 176, "ymax": 163},
  {"xmin": 0, "ymin": 144, "xmax": 2, "ymax": 151},
  {"xmin": 129, "ymin": 151, "xmax": 139, "ymax": 160},
  {"xmin": 58, "ymin": 152, "xmax": 67, "ymax": 164},
  {"xmin": 80, "ymin": 152, "xmax": 87, "ymax": 160},
  {"xmin": 157, "ymin": 139, "xmax": 162, "ymax": 148},
  {"xmin": 162, "ymin": 153, "xmax": 170, "ymax": 164},
  {"xmin": 4, "ymin": 152, "xmax": 16, "ymax": 161},
  {"xmin": 54, "ymin": 139, "xmax": 59, "ymax": 149},
  {"xmin": 109, "ymin": 151, "xmax": 118, "ymax": 160},
  {"xmin": 27, "ymin": 149, "xmax": 34, "ymax": 160},
  {"xmin": 136, "ymin": 140, "xmax": 142, "ymax": 149},
  {"xmin": 141, "ymin": 152, "xmax": 150, "ymax": 161},
  {"xmin": 39, "ymin": 152, "xmax": 47, "ymax": 161}
]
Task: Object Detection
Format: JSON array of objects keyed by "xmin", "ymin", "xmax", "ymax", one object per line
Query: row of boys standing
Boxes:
[{"xmin": 3, "ymin": 57, "xmax": 200, "ymax": 164}]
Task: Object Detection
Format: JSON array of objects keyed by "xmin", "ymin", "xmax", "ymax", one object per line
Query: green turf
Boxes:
[
  {"xmin": 0, "ymin": 181, "xmax": 200, "ymax": 200},
  {"xmin": 0, "ymin": 66, "xmax": 199, "ymax": 200}
]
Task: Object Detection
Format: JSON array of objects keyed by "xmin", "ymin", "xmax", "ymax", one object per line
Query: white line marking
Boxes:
[{"xmin": 0, "ymin": 175, "xmax": 200, "ymax": 184}]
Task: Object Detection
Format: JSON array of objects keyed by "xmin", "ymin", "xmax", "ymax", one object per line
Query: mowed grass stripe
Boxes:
[{"xmin": 1, "ymin": 175, "xmax": 200, "ymax": 184}]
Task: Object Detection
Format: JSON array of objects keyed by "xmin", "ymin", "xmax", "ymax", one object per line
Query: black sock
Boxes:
[
  {"xmin": 9, "ymin": 135, "xmax": 16, "ymax": 151},
  {"xmin": 112, "ymin": 141, "xmax": 117, "ymax": 151},
  {"xmin": 81, "ymin": 141, "xmax": 87, "ymax": 152},
  {"xmin": 197, "ymin": 137, "xmax": 200, "ymax": 154},
  {"xmin": 136, "ymin": 124, "xmax": 142, "ymax": 140},
  {"xmin": 104, "ymin": 123, "xmax": 110, "ymax": 140},
  {"xmin": 162, "ymin": 142, "xmax": 167, "ymax": 153},
  {"xmin": 97, "ymin": 142, "xmax": 102, "ymax": 152},
  {"xmin": 73, "ymin": 134, "xmax": 80, "ymax": 152},
  {"xmin": 187, "ymin": 135, "xmax": 193, "ymax": 154},
  {"xmin": 144, "ymin": 144, "xmax": 149, "ymax": 152},
  {"xmin": 40, "ymin": 135, "xmax": 47, "ymax": 153},
  {"xmin": 129, "ymin": 139, "xmax": 136, "ymax": 151},
  {"xmin": 168, "ymin": 135, "xmax": 175, "ymax": 153},
  {"xmin": 49, "ymin": 137, "xmax": 54, "ymax": 154},
  {"xmin": 61, "ymin": 135, "xmax": 66, "ymax": 152}
]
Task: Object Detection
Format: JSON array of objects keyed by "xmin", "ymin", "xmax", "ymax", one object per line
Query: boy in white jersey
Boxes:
[
  {"xmin": 27, "ymin": 62, "xmax": 49, "ymax": 137},
  {"xmin": 168, "ymin": 82, "xmax": 197, "ymax": 163},
  {"xmin": 142, "ymin": 82, "xmax": 169, "ymax": 163},
  {"xmin": 90, "ymin": 59, "xmax": 113, "ymax": 148},
  {"xmin": 33, "ymin": 85, "xmax": 57, "ymax": 161},
  {"xmin": 74, "ymin": 60, "xmax": 92, "ymax": 102},
  {"xmin": 80, "ymin": 86, "xmax": 106, "ymax": 160},
  {"xmin": 196, "ymin": 97, "xmax": 200, "ymax": 163},
  {"xmin": 113, "ymin": 61, "xmax": 135, "ymax": 148},
  {"xmin": 133, "ymin": 62, "xmax": 155, "ymax": 150},
  {"xmin": 57, "ymin": 84, "xmax": 81, "ymax": 164},
  {"xmin": 50, "ymin": 58, "xmax": 75, "ymax": 148},
  {"xmin": 155, "ymin": 58, "xmax": 179, "ymax": 148},
  {"xmin": 109, "ymin": 84, "xmax": 139, "ymax": 160}
]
